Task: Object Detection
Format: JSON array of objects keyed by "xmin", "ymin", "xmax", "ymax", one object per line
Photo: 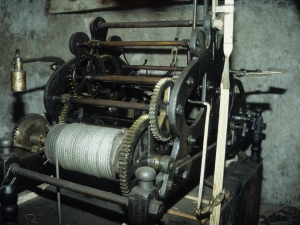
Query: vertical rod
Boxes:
[
  {"xmin": 193, "ymin": 0, "xmax": 198, "ymax": 29},
  {"xmin": 198, "ymin": 103, "xmax": 211, "ymax": 213},
  {"xmin": 56, "ymin": 151, "xmax": 62, "ymax": 225},
  {"xmin": 203, "ymin": 0, "xmax": 209, "ymax": 19}
]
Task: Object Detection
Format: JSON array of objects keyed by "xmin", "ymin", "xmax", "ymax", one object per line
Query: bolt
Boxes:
[
  {"xmin": 167, "ymin": 181, "xmax": 173, "ymax": 191},
  {"xmin": 182, "ymin": 170, "xmax": 189, "ymax": 179},
  {"xmin": 109, "ymin": 107, "xmax": 116, "ymax": 113},
  {"xmin": 169, "ymin": 162, "xmax": 174, "ymax": 170},
  {"xmin": 176, "ymin": 104, "xmax": 183, "ymax": 115},
  {"xmin": 196, "ymin": 38, "xmax": 201, "ymax": 47},
  {"xmin": 148, "ymin": 200, "xmax": 165, "ymax": 221},
  {"xmin": 186, "ymin": 77, "xmax": 194, "ymax": 87},
  {"xmin": 187, "ymin": 135, "xmax": 196, "ymax": 145}
]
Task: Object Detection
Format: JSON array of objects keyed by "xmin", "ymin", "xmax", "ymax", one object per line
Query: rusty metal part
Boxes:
[
  {"xmin": 149, "ymin": 78, "xmax": 174, "ymax": 142},
  {"xmin": 11, "ymin": 114, "xmax": 50, "ymax": 155},
  {"xmin": 122, "ymin": 65, "xmax": 184, "ymax": 71},
  {"xmin": 11, "ymin": 71, "xmax": 26, "ymax": 92},
  {"xmin": 98, "ymin": 20, "xmax": 204, "ymax": 29},
  {"xmin": 11, "ymin": 49, "xmax": 26, "ymax": 92},
  {"xmin": 10, "ymin": 164, "xmax": 128, "ymax": 207},
  {"xmin": 69, "ymin": 97, "xmax": 149, "ymax": 111},
  {"xmin": 87, "ymin": 75, "xmax": 162, "ymax": 84},
  {"xmin": 80, "ymin": 40, "xmax": 189, "ymax": 48},
  {"xmin": 13, "ymin": 143, "xmax": 32, "ymax": 152}
]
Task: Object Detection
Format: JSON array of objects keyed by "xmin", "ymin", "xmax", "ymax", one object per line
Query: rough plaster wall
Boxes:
[
  {"xmin": 0, "ymin": 0, "xmax": 299, "ymax": 205},
  {"xmin": 232, "ymin": 1, "xmax": 300, "ymax": 205}
]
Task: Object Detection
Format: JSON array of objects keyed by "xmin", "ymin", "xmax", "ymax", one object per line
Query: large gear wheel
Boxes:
[
  {"xmin": 61, "ymin": 54, "xmax": 123, "ymax": 124},
  {"xmin": 149, "ymin": 78, "xmax": 174, "ymax": 142},
  {"xmin": 118, "ymin": 115, "xmax": 150, "ymax": 196},
  {"xmin": 71, "ymin": 54, "xmax": 104, "ymax": 98},
  {"xmin": 70, "ymin": 54, "xmax": 122, "ymax": 98},
  {"xmin": 11, "ymin": 113, "xmax": 50, "ymax": 155}
]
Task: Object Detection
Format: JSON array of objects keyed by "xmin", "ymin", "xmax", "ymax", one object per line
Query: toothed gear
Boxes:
[
  {"xmin": 118, "ymin": 115, "xmax": 150, "ymax": 196},
  {"xmin": 70, "ymin": 54, "xmax": 121, "ymax": 98},
  {"xmin": 59, "ymin": 103, "xmax": 72, "ymax": 124},
  {"xmin": 71, "ymin": 54, "xmax": 104, "ymax": 98},
  {"xmin": 149, "ymin": 78, "xmax": 174, "ymax": 142},
  {"xmin": 11, "ymin": 113, "xmax": 50, "ymax": 151}
]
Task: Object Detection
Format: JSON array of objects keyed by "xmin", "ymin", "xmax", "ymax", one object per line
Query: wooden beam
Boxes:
[
  {"xmin": 49, "ymin": 0, "xmax": 189, "ymax": 14},
  {"xmin": 210, "ymin": 0, "xmax": 234, "ymax": 224}
]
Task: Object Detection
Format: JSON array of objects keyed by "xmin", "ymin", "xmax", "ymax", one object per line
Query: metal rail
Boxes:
[
  {"xmin": 10, "ymin": 164, "xmax": 128, "ymax": 207},
  {"xmin": 79, "ymin": 41, "xmax": 189, "ymax": 48},
  {"xmin": 69, "ymin": 97, "xmax": 149, "ymax": 111},
  {"xmin": 98, "ymin": 20, "xmax": 204, "ymax": 29},
  {"xmin": 87, "ymin": 75, "xmax": 162, "ymax": 84},
  {"xmin": 122, "ymin": 65, "xmax": 184, "ymax": 71}
]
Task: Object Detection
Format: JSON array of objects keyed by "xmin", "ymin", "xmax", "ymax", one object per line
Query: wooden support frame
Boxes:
[{"xmin": 210, "ymin": 0, "xmax": 234, "ymax": 224}]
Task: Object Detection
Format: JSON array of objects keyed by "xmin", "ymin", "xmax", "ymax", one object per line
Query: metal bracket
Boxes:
[{"xmin": 200, "ymin": 192, "xmax": 225, "ymax": 215}]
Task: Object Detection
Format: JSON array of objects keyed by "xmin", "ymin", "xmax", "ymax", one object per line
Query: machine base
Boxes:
[{"xmin": 15, "ymin": 156, "xmax": 262, "ymax": 225}]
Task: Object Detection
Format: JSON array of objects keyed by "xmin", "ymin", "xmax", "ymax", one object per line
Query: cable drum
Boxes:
[{"xmin": 45, "ymin": 123, "xmax": 125, "ymax": 181}]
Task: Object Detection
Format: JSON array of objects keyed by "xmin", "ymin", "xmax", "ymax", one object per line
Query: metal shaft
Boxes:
[
  {"xmin": 193, "ymin": 0, "xmax": 198, "ymax": 29},
  {"xmin": 98, "ymin": 20, "xmax": 204, "ymax": 29},
  {"xmin": 11, "ymin": 165, "xmax": 128, "ymax": 207},
  {"xmin": 22, "ymin": 56, "xmax": 65, "ymax": 65},
  {"xmin": 87, "ymin": 75, "xmax": 162, "ymax": 84},
  {"xmin": 80, "ymin": 41, "xmax": 189, "ymax": 48},
  {"xmin": 69, "ymin": 97, "xmax": 149, "ymax": 111},
  {"xmin": 122, "ymin": 65, "xmax": 184, "ymax": 71},
  {"xmin": 203, "ymin": 0, "xmax": 209, "ymax": 19}
]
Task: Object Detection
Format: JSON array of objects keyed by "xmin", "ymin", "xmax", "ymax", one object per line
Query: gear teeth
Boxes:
[
  {"xmin": 118, "ymin": 115, "xmax": 149, "ymax": 196},
  {"xmin": 11, "ymin": 114, "xmax": 50, "ymax": 150},
  {"xmin": 11, "ymin": 113, "xmax": 50, "ymax": 140},
  {"xmin": 149, "ymin": 78, "xmax": 174, "ymax": 142},
  {"xmin": 59, "ymin": 103, "xmax": 71, "ymax": 124}
]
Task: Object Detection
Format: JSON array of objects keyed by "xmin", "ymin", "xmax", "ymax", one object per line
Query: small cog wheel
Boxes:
[
  {"xmin": 149, "ymin": 78, "xmax": 174, "ymax": 142},
  {"xmin": 11, "ymin": 113, "xmax": 50, "ymax": 155},
  {"xmin": 118, "ymin": 115, "xmax": 150, "ymax": 196}
]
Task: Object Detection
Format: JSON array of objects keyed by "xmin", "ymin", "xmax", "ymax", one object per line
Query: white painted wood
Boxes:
[{"xmin": 210, "ymin": 0, "xmax": 234, "ymax": 224}]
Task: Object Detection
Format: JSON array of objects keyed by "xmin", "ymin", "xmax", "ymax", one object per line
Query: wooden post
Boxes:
[{"xmin": 210, "ymin": 0, "xmax": 234, "ymax": 224}]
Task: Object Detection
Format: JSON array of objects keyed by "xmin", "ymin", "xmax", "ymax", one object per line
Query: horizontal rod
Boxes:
[
  {"xmin": 22, "ymin": 56, "xmax": 65, "ymax": 65},
  {"xmin": 87, "ymin": 75, "xmax": 162, "ymax": 84},
  {"xmin": 80, "ymin": 40, "xmax": 189, "ymax": 48},
  {"xmin": 123, "ymin": 65, "xmax": 184, "ymax": 71},
  {"xmin": 70, "ymin": 97, "xmax": 149, "ymax": 111},
  {"xmin": 98, "ymin": 20, "xmax": 204, "ymax": 29},
  {"xmin": 10, "ymin": 164, "xmax": 128, "ymax": 207},
  {"xmin": 97, "ymin": 115, "xmax": 135, "ymax": 123}
]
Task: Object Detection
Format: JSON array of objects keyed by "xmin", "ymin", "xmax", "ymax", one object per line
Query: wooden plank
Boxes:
[
  {"xmin": 210, "ymin": 0, "xmax": 234, "ymax": 223},
  {"xmin": 49, "ymin": 0, "xmax": 187, "ymax": 14}
]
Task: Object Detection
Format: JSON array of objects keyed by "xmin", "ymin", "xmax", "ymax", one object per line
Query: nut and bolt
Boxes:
[
  {"xmin": 182, "ymin": 170, "xmax": 189, "ymax": 179},
  {"xmin": 169, "ymin": 161, "xmax": 174, "ymax": 170},
  {"xmin": 176, "ymin": 104, "xmax": 183, "ymax": 115},
  {"xmin": 196, "ymin": 38, "xmax": 201, "ymax": 47},
  {"xmin": 187, "ymin": 135, "xmax": 196, "ymax": 145},
  {"xmin": 167, "ymin": 181, "xmax": 173, "ymax": 191},
  {"xmin": 186, "ymin": 77, "xmax": 194, "ymax": 87},
  {"xmin": 148, "ymin": 200, "xmax": 165, "ymax": 221}
]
